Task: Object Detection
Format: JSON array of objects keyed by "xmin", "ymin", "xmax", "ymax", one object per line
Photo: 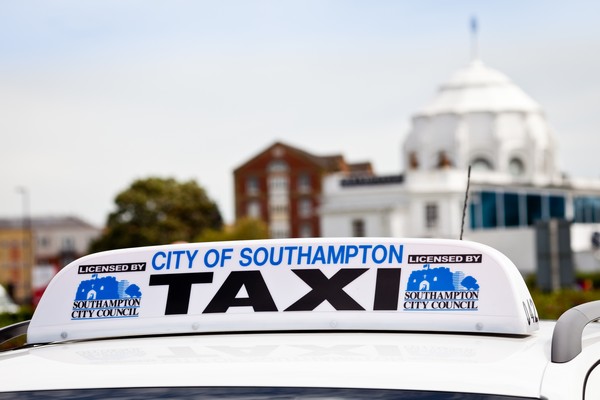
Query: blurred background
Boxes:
[{"xmin": 1, "ymin": 1, "xmax": 600, "ymax": 319}]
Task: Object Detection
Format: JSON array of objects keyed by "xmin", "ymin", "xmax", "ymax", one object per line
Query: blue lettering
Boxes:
[
  {"xmin": 312, "ymin": 246, "xmax": 326, "ymax": 264},
  {"xmin": 345, "ymin": 245, "xmax": 358, "ymax": 263},
  {"xmin": 220, "ymin": 248, "xmax": 233, "ymax": 267},
  {"xmin": 327, "ymin": 246, "xmax": 344, "ymax": 264},
  {"xmin": 240, "ymin": 247, "xmax": 253, "ymax": 267},
  {"xmin": 298, "ymin": 245, "xmax": 312, "ymax": 265},
  {"xmin": 186, "ymin": 250, "xmax": 199, "ymax": 268},
  {"xmin": 254, "ymin": 247, "xmax": 268, "ymax": 266},
  {"xmin": 193, "ymin": 244, "xmax": 403, "ymax": 269},
  {"xmin": 172, "ymin": 250, "xmax": 185, "ymax": 269},
  {"xmin": 389, "ymin": 245, "xmax": 403, "ymax": 263},
  {"xmin": 269, "ymin": 247, "xmax": 284, "ymax": 266},
  {"xmin": 284, "ymin": 246, "xmax": 298, "ymax": 264},
  {"xmin": 152, "ymin": 251, "xmax": 166, "ymax": 270},
  {"xmin": 359, "ymin": 245, "xmax": 373, "ymax": 263},
  {"xmin": 372, "ymin": 245, "xmax": 387, "ymax": 264},
  {"xmin": 204, "ymin": 249, "xmax": 220, "ymax": 268}
]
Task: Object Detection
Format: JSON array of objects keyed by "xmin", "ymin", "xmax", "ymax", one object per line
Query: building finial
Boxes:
[{"xmin": 470, "ymin": 16, "xmax": 479, "ymax": 61}]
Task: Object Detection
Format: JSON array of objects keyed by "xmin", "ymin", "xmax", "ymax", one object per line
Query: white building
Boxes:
[{"xmin": 320, "ymin": 59, "xmax": 600, "ymax": 276}]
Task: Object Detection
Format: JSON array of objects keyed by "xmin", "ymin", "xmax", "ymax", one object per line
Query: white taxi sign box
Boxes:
[{"xmin": 27, "ymin": 238, "xmax": 539, "ymax": 344}]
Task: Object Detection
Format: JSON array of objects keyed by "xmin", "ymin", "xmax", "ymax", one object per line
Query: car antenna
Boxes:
[{"xmin": 460, "ymin": 165, "xmax": 472, "ymax": 240}]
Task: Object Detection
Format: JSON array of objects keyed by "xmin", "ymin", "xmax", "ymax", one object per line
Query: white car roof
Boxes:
[
  {"xmin": 0, "ymin": 325, "xmax": 554, "ymax": 395},
  {"xmin": 2, "ymin": 322, "xmax": 600, "ymax": 398},
  {"xmin": 2, "ymin": 237, "xmax": 600, "ymax": 399}
]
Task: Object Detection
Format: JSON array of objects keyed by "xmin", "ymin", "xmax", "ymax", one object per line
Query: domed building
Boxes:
[
  {"xmin": 404, "ymin": 59, "xmax": 560, "ymax": 184},
  {"xmin": 320, "ymin": 58, "xmax": 600, "ymax": 278}
]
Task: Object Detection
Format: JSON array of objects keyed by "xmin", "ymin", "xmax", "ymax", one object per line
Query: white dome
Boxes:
[
  {"xmin": 417, "ymin": 59, "xmax": 542, "ymax": 116},
  {"xmin": 403, "ymin": 59, "xmax": 560, "ymax": 184}
]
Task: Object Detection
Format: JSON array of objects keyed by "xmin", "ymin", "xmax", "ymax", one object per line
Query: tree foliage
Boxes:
[
  {"xmin": 197, "ymin": 217, "xmax": 269, "ymax": 242},
  {"xmin": 90, "ymin": 177, "xmax": 223, "ymax": 251}
]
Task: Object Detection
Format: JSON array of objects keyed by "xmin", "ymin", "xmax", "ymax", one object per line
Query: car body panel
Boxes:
[
  {"xmin": 0, "ymin": 329, "xmax": 556, "ymax": 397},
  {"xmin": 2, "ymin": 238, "xmax": 600, "ymax": 399}
]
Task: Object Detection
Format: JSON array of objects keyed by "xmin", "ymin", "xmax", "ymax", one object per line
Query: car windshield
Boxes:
[{"xmin": 0, "ymin": 387, "xmax": 538, "ymax": 399}]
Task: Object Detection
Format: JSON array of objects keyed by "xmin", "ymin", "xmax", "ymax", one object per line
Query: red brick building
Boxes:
[{"xmin": 234, "ymin": 142, "xmax": 372, "ymax": 238}]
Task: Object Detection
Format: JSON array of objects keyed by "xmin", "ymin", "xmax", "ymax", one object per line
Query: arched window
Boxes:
[
  {"xmin": 437, "ymin": 151, "xmax": 452, "ymax": 168},
  {"xmin": 471, "ymin": 157, "xmax": 493, "ymax": 171},
  {"xmin": 268, "ymin": 160, "xmax": 288, "ymax": 172},
  {"xmin": 509, "ymin": 157, "xmax": 525, "ymax": 176}
]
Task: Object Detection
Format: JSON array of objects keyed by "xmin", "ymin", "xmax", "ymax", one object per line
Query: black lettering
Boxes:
[
  {"xmin": 203, "ymin": 271, "xmax": 277, "ymax": 313},
  {"xmin": 149, "ymin": 272, "xmax": 213, "ymax": 315},
  {"xmin": 285, "ymin": 268, "xmax": 367, "ymax": 311},
  {"xmin": 373, "ymin": 268, "xmax": 402, "ymax": 310}
]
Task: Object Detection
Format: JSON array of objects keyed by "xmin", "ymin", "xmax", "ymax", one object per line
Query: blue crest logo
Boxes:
[
  {"xmin": 404, "ymin": 264, "xmax": 480, "ymax": 312},
  {"xmin": 72, "ymin": 274, "xmax": 142, "ymax": 320},
  {"xmin": 406, "ymin": 264, "xmax": 479, "ymax": 292},
  {"xmin": 75, "ymin": 274, "xmax": 141, "ymax": 301}
]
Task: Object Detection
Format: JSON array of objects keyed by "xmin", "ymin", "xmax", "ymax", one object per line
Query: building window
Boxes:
[
  {"xmin": 509, "ymin": 157, "xmax": 525, "ymax": 176},
  {"xmin": 300, "ymin": 224, "xmax": 312, "ymax": 238},
  {"xmin": 425, "ymin": 203, "xmax": 438, "ymax": 229},
  {"xmin": 62, "ymin": 237, "xmax": 75, "ymax": 251},
  {"xmin": 481, "ymin": 192, "xmax": 497, "ymax": 228},
  {"xmin": 470, "ymin": 190, "xmax": 567, "ymax": 230},
  {"xmin": 268, "ymin": 160, "xmax": 288, "ymax": 172},
  {"xmin": 352, "ymin": 219, "xmax": 365, "ymax": 237},
  {"xmin": 246, "ymin": 201, "xmax": 261, "ymax": 218},
  {"xmin": 298, "ymin": 198, "xmax": 312, "ymax": 218},
  {"xmin": 269, "ymin": 218, "xmax": 290, "ymax": 238},
  {"xmin": 38, "ymin": 236, "xmax": 50, "ymax": 248},
  {"xmin": 549, "ymin": 196, "xmax": 566, "ymax": 219},
  {"xmin": 298, "ymin": 173, "xmax": 311, "ymax": 192},
  {"xmin": 270, "ymin": 228, "xmax": 290, "ymax": 239},
  {"xmin": 504, "ymin": 192, "xmax": 520, "ymax": 227},
  {"xmin": 268, "ymin": 176, "xmax": 289, "ymax": 191},
  {"xmin": 437, "ymin": 151, "xmax": 452, "ymax": 168},
  {"xmin": 526, "ymin": 194, "xmax": 542, "ymax": 226},
  {"xmin": 574, "ymin": 196, "xmax": 600, "ymax": 223},
  {"xmin": 246, "ymin": 177, "xmax": 259, "ymax": 195},
  {"xmin": 471, "ymin": 157, "xmax": 493, "ymax": 171},
  {"xmin": 270, "ymin": 203, "xmax": 289, "ymax": 215}
]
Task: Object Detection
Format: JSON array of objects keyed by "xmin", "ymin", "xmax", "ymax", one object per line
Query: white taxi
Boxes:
[{"xmin": 1, "ymin": 238, "xmax": 600, "ymax": 399}]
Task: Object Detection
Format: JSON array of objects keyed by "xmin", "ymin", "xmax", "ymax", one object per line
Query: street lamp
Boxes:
[{"xmin": 15, "ymin": 187, "xmax": 32, "ymax": 305}]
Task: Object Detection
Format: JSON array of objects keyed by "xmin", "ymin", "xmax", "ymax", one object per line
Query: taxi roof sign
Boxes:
[{"xmin": 27, "ymin": 238, "xmax": 539, "ymax": 344}]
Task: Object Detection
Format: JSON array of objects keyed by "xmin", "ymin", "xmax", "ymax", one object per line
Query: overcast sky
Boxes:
[{"xmin": 1, "ymin": 1, "xmax": 599, "ymax": 227}]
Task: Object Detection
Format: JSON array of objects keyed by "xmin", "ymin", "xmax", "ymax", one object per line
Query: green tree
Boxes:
[
  {"xmin": 197, "ymin": 217, "xmax": 269, "ymax": 242},
  {"xmin": 90, "ymin": 177, "xmax": 223, "ymax": 251}
]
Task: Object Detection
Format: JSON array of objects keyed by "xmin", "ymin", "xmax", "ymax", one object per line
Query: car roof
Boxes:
[
  {"xmin": 2, "ymin": 237, "xmax": 600, "ymax": 399},
  {"xmin": 0, "ymin": 325, "xmax": 556, "ymax": 396}
]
